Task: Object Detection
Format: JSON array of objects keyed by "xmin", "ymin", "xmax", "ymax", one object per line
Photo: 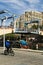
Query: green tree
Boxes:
[{"xmin": 32, "ymin": 24, "xmax": 38, "ymax": 29}]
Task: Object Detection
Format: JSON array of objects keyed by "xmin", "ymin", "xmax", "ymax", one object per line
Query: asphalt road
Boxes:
[{"xmin": 0, "ymin": 49, "xmax": 43, "ymax": 65}]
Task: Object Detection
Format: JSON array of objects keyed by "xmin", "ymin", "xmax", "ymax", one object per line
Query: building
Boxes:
[
  {"xmin": 25, "ymin": 11, "xmax": 43, "ymax": 25},
  {"xmin": 14, "ymin": 11, "xmax": 43, "ymax": 33}
]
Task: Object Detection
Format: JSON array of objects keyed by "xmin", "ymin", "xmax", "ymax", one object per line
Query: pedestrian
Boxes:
[{"xmin": 5, "ymin": 40, "xmax": 11, "ymax": 53}]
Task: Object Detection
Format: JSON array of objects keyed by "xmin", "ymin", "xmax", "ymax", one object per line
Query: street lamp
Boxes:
[
  {"xmin": 1, "ymin": 16, "xmax": 7, "ymax": 51},
  {"xmin": 1, "ymin": 15, "xmax": 16, "ymax": 51},
  {"xmin": 0, "ymin": 10, "xmax": 16, "ymax": 50}
]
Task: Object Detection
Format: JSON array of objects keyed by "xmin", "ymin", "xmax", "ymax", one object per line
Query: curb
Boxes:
[
  {"xmin": 13, "ymin": 48, "xmax": 43, "ymax": 53},
  {"xmin": 0, "ymin": 47, "xmax": 43, "ymax": 53}
]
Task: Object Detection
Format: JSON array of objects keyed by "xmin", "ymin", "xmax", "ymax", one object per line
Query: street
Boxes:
[{"xmin": 0, "ymin": 48, "xmax": 43, "ymax": 65}]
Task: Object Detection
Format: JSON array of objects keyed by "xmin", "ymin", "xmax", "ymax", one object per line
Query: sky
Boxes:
[
  {"xmin": 0, "ymin": 0, "xmax": 43, "ymax": 15},
  {"xmin": 0, "ymin": 0, "xmax": 43, "ymax": 26}
]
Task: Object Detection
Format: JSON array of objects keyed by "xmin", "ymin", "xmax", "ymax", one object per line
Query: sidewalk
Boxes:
[
  {"xmin": 13, "ymin": 48, "xmax": 43, "ymax": 53},
  {"xmin": 0, "ymin": 47, "xmax": 43, "ymax": 53}
]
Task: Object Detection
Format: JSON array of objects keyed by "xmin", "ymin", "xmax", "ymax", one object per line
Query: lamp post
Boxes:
[
  {"xmin": 1, "ymin": 16, "xmax": 7, "ymax": 51},
  {"xmin": 0, "ymin": 10, "xmax": 16, "ymax": 51},
  {"xmin": 3, "ymin": 20, "xmax": 5, "ymax": 50},
  {"xmin": 2, "ymin": 15, "xmax": 16, "ymax": 50}
]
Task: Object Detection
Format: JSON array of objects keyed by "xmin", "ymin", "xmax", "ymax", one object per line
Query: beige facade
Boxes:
[
  {"xmin": 25, "ymin": 11, "xmax": 43, "ymax": 25},
  {"xmin": 14, "ymin": 11, "xmax": 43, "ymax": 31},
  {"xmin": 15, "ymin": 14, "xmax": 26, "ymax": 30}
]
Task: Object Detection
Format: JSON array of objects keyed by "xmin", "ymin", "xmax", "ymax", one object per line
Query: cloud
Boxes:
[
  {"xmin": 0, "ymin": 0, "xmax": 27, "ymax": 9},
  {"xmin": 0, "ymin": 0, "xmax": 40, "ymax": 3},
  {"xmin": 0, "ymin": 0, "xmax": 42, "ymax": 15},
  {"xmin": 41, "ymin": 4, "xmax": 43, "ymax": 9},
  {"xmin": 0, "ymin": 0, "xmax": 15, "ymax": 2},
  {"xmin": 26, "ymin": 0, "xmax": 40, "ymax": 4},
  {"xmin": 0, "ymin": 0, "xmax": 40, "ymax": 8}
]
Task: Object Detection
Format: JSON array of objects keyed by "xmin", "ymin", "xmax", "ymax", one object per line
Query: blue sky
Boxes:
[
  {"xmin": 0, "ymin": 0, "xmax": 43, "ymax": 15},
  {"xmin": 0, "ymin": 0, "xmax": 43, "ymax": 26}
]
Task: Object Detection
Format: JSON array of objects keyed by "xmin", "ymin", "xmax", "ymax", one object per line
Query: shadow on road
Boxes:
[{"xmin": 0, "ymin": 52, "xmax": 4, "ymax": 55}]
